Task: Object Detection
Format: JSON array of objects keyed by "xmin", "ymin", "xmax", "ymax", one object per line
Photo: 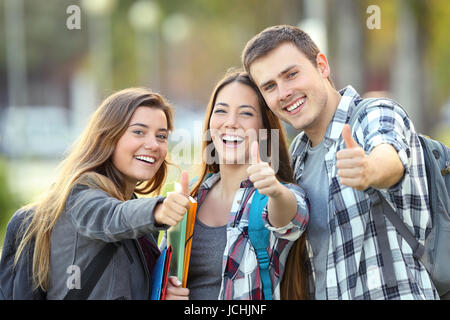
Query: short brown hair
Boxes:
[{"xmin": 242, "ymin": 24, "xmax": 334, "ymax": 87}]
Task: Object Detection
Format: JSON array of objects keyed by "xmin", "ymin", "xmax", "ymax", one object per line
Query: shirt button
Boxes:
[{"xmin": 237, "ymin": 200, "xmax": 241, "ymax": 204}]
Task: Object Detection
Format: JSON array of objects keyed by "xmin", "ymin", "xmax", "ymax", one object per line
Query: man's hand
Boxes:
[
  {"xmin": 154, "ymin": 171, "xmax": 190, "ymax": 226},
  {"xmin": 337, "ymin": 124, "xmax": 404, "ymax": 190},
  {"xmin": 247, "ymin": 141, "xmax": 284, "ymax": 198},
  {"xmin": 336, "ymin": 124, "xmax": 373, "ymax": 191}
]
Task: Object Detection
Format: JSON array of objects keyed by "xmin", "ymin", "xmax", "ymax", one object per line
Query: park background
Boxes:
[{"xmin": 0, "ymin": 0, "xmax": 449, "ymax": 247}]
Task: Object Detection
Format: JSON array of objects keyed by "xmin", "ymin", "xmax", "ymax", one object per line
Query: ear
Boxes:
[{"xmin": 316, "ymin": 53, "xmax": 330, "ymax": 78}]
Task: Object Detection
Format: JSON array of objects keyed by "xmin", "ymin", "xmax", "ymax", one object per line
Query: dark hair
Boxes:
[
  {"xmin": 242, "ymin": 24, "xmax": 334, "ymax": 87},
  {"xmin": 190, "ymin": 68, "xmax": 294, "ymax": 196}
]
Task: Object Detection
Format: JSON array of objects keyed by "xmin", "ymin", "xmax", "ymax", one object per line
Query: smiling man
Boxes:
[{"xmin": 242, "ymin": 25, "xmax": 439, "ymax": 300}]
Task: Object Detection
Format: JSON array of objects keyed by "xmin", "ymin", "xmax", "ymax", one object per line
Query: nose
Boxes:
[
  {"xmin": 278, "ymin": 82, "xmax": 294, "ymax": 102},
  {"xmin": 224, "ymin": 112, "xmax": 239, "ymax": 128},
  {"xmin": 144, "ymin": 136, "xmax": 159, "ymax": 150}
]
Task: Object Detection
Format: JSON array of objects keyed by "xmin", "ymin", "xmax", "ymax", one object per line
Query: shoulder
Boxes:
[
  {"xmin": 3, "ymin": 208, "xmax": 34, "ymax": 248},
  {"xmin": 67, "ymin": 184, "xmax": 115, "ymax": 203},
  {"xmin": 353, "ymin": 97, "xmax": 410, "ymax": 128}
]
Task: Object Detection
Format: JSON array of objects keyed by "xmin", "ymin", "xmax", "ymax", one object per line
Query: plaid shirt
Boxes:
[
  {"xmin": 290, "ymin": 85, "xmax": 439, "ymax": 300},
  {"xmin": 194, "ymin": 172, "xmax": 308, "ymax": 300}
]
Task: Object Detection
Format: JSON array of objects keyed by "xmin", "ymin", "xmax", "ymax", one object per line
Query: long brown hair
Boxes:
[
  {"xmin": 14, "ymin": 87, "xmax": 174, "ymax": 291},
  {"xmin": 190, "ymin": 69, "xmax": 308, "ymax": 299}
]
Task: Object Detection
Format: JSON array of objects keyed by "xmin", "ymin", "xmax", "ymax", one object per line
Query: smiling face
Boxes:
[
  {"xmin": 112, "ymin": 106, "xmax": 168, "ymax": 190},
  {"xmin": 249, "ymin": 42, "xmax": 332, "ymax": 133},
  {"xmin": 209, "ymin": 81, "xmax": 263, "ymax": 165}
]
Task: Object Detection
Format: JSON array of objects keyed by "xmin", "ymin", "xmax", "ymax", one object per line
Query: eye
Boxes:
[
  {"xmin": 263, "ymin": 83, "xmax": 276, "ymax": 92},
  {"xmin": 287, "ymin": 71, "xmax": 298, "ymax": 78},
  {"xmin": 132, "ymin": 129, "xmax": 144, "ymax": 135},
  {"xmin": 157, "ymin": 133, "xmax": 168, "ymax": 141},
  {"xmin": 240, "ymin": 111, "xmax": 253, "ymax": 117},
  {"xmin": 213, "ymin": 108, "xmax": 226, "ymax": 114}
]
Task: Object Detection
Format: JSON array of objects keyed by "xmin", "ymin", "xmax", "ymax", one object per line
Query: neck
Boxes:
[
  {"xmin": 305, "ymin": 88, "xmax": 342, "ymax": 147},
  {"xmin": 217, "ymin": 164, "xmax": 249, "ymax": 199}
]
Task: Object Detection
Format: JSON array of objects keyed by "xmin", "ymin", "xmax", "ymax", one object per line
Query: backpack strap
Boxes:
[
  {"xmin": 248, "ymin": 189, "xmax": 272, "ymax": 300},
  {"xmin": 63, "ymin": 242, "xmax": 119, "ymax": 300}
]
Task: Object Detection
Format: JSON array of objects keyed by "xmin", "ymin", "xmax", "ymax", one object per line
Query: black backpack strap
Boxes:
[{"xmin": 63, "ymin": 243, "xmax": 120, "ymax": 300}]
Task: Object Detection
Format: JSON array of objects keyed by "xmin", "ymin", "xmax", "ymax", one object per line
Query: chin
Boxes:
[{"xmin": 219, "ymin": 155, "xmax": 247, "ymax": 165}]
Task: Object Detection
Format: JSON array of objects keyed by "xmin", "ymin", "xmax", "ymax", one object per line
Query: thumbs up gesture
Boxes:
[
  {"xmin": 154, "ymin": 170, "xmax": 191, "ymax": 226},
  {"xmin": 247, "ymin": 141, "xmax": 284, "ymax": 198},
  {"xmin": 336, "ymin": 124, "xmax": 371, "ymax": 191}
]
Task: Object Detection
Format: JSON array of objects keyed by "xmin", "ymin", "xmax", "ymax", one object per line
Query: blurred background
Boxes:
[{"xmin": 0, "ymin": 0, "xmax": 449, "ymax": 244}]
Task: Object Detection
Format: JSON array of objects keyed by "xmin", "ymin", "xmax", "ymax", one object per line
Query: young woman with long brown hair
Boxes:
[
  {"xmin": 171, "ymin": 69, "xmax": 310, "ymax": 300},
  {"xmin": 0, "ymin": 87, "xmax": 190, "ymax": 299}
]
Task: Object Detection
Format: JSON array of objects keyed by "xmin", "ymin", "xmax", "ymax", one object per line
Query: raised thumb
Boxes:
[
  {"xmin": 342, "ymin": 124, "xmax": 358, "ymax": 149},
  {"xmin": 179, "ymin": 170, "xmax": 189, "ymax": 196},
  {"xmin": 250, "ymin": 140, "xmax": 261, "ymax": 164}
]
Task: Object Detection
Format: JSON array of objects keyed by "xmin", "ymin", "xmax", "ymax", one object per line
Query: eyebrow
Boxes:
[
  {"xmin": 129, "ymin": 123, "xmax": 168, "ymax": 132},
  {"xmin": 214, "ymin": 102, "xmax": 257, "ymax": 111},
  {"xmin": 258, "ymin": 64, "xmax": 297, "ymax": 88}
]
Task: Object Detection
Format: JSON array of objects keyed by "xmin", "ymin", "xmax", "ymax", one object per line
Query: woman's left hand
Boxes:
[
  {"xmin": 247, "ymin": 141, "xmax": 284, "ymax": 198},
  {"xmin": 164, "ymin": 276, "xmax": 190, "ymax": 300}
]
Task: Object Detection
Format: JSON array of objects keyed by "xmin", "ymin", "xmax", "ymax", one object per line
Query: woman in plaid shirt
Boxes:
[{"xmin": 180, "ymin": 70, "xmax": 309, "ymax": 300}]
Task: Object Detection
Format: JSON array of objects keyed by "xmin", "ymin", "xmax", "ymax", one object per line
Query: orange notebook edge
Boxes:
[{"xmin": 182, "ymin": 196, "xmax": 197, "ymax": 288}]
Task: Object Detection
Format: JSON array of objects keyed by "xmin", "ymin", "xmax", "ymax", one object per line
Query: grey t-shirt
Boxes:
[
  {"xmin": 299, "ymin": 140, "xmax": 330, "ymax": 300},
  {"xmin": 186, "ymin": 218, "xmax": 227, "ymax": 300}
]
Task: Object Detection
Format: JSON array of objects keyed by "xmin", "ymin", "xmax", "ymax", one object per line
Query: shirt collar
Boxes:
[
  {"xmin": 323, "ymin": 85, "xmax": 361, "ymax": 142},
  {"xmin": 198, "ymin": 171, "xmax": 253, "ymax": 193}
]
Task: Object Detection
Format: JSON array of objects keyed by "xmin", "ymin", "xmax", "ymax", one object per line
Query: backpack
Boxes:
[
  {"xmin": 0, "ymin": 209, "xmax": 119, "ymax": 300},
  {"xmin": 349, "ymin": 98, "xmax": 450, "ymax": 299},
  {"xmin": 248, "ymin": 189, "xmax": 272, "ymax": 300}
]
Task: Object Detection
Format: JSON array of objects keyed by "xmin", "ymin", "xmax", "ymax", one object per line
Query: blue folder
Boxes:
[{"xmin": 150, "ymin": 246, "xmax": 168, "ymax": 300}]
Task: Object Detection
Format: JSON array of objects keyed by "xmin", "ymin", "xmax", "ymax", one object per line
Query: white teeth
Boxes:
[
  {"xmin": 135, "ymin": 156, "xmax": 156, "ymax": 163},
  {"xmin": 286, "ymin": 97, "xmax": 306, "ymax": 112},
  {"xmin": 222, "ymin": 135, "xmax": 244, "ymax": 142}
]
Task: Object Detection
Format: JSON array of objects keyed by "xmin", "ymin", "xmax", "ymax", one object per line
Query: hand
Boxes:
[
  {"xmin": 164, "ymin": 276, "xmax": 189, "ymax": 300},
  {"xmin": 154, "ymin": 171, "xmax": 190, "ymax": 226},
  {"xmin": 247, "ymin": 141, "xmax": 283, "ymax": 198},
  {"xmin": 336, "ymin": 124, "xmax": 372, "ymax": 190}
]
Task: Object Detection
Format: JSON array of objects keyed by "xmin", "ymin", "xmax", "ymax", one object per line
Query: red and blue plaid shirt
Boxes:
[{"xmin": 194, "ymin": 173, "xmax": 309, "ymax": 300}]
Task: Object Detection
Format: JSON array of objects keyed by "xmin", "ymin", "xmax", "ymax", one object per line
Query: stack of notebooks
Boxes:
[{"xmin": 150, "ymin": 196, "xmax": 197, "ymax": 300}]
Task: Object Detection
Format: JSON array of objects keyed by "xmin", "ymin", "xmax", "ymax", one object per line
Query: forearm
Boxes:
[
  {"xmin": 367, "ymin": 143, "xmax": 405, "ymax": 189},
  {"xmin": 267, "ymin": 185, "xmax": 297, "ymax": 228},
  {"xmin": 68, "ymin": 187, "xmax": 167, "ymax": 242}
]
